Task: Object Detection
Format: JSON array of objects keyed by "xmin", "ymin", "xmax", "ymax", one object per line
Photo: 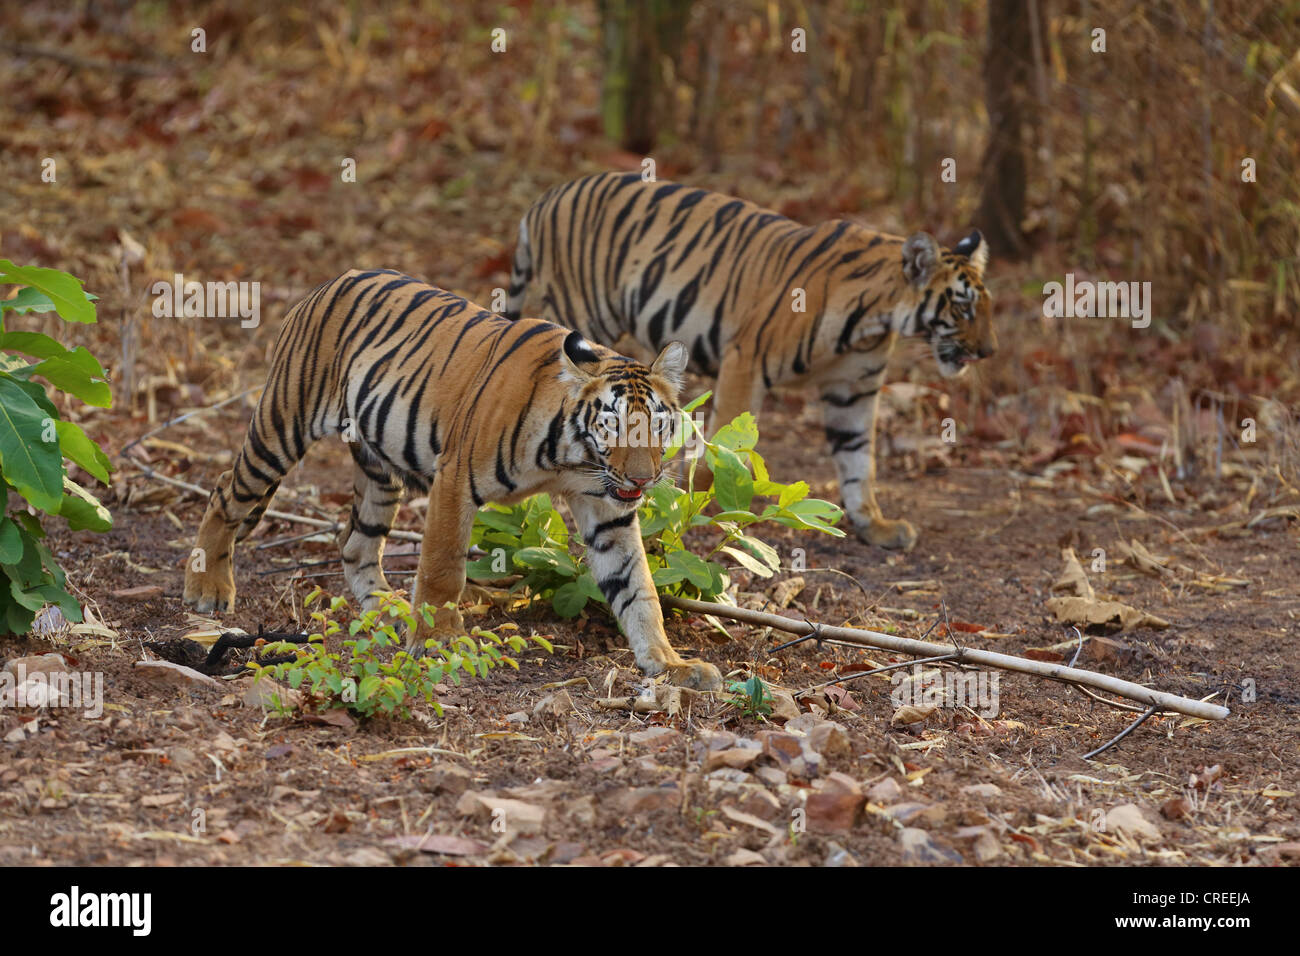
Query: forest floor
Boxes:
[{"xmin": 2, "ymin": 383, "xmax": 1297, "ymax": 868}]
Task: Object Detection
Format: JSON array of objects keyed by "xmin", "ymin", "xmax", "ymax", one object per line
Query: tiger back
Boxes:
[
  {"xmin": 505, "ymin": 172, "xmax": 997, "ymax": 550},
  {"xmin": 183, "ymin": 269, "xmax": 721, "ymax": 690}
]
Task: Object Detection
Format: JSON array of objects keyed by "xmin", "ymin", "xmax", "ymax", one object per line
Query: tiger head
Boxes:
[
  {"xmin": 900, "ymin": 229, "xmax": 996, "ymax": 378},
  {"xmin": 560, "ymin": 331, "xmax": 687, "ymax": 505}
]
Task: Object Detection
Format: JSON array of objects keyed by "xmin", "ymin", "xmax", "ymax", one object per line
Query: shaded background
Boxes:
[{"xmin": 1, "ymin": 0, "xmax": 1298, "ymax": 486}]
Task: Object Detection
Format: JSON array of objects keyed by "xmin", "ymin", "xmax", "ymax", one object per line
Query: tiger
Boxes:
[
  {"xmin": 504, "ymin": 171, "xmax": 996, "ymax": 551},
  {"xmin": 182, "ymin": 269, "xmax": 722, "ymax": 691}
]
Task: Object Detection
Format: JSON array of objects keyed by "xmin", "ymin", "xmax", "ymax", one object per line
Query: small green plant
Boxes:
[
  {"xmin": 250, "ymin": 589, "xmax": 553, "ymax": 719},
  {"xmin": 724, "ymin": 675, "xmax": 773, "ymax": 720},
  {"xmin": 468, "ymin": 394, "xmax": 843, "ymax": 622},
  {"xmin": 0, "ymin": 261, "xmax": 112, "ymax": 634}
]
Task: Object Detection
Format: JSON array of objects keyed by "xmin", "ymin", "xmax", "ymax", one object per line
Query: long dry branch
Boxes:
[{"xmin": 662, "ymin": 595, "xmax": 1230, "ymax": 721}]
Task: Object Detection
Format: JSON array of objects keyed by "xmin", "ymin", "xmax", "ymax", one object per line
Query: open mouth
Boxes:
[{"xmin": 613, "ymin": 487, "xmax": 643, "ymax": 501}]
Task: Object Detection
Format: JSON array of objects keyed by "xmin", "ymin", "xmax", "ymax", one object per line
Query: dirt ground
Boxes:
[{"xmin": 2, "ymin": 381, "xmax": 1296, "ymax": 868}]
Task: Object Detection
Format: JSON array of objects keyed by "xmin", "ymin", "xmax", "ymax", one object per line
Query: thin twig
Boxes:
[
  {"xmin": 1081, "ymin": 705, "xmax": 1160, "ymax": 760},
  {"xmin": 120, "ymin": 386, "xmax": 263, "ymax": 457},
  {"xmin": 795, "ymin": 652, "xmax": 962, "ymax": 697}
]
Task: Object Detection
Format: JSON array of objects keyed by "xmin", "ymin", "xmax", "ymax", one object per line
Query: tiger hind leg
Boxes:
[{"xmin": 338, "ymin": 444, "xmax": 405, "ymax": 611}]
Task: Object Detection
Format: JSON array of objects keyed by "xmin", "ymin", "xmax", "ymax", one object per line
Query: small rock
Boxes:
[
  {"xmin": 692, "ymin": 730, "xmax": 737, "ymax": 757},
  {"xmin": 505, "ymin": 711, "xmax": 530, "ymax": 725},
  {"xmin": 899, "ymin": 827, "xmax": 964, "ymax": 864},
  {"xmin": 551, "ymin": 841, "xmax": 586, "ymax": 864},
  {"xmin": 820, "ymin": 771, "xmax": 863, "ymax": 795},
  {"xmin": 805, "ymin": 788, "xmax": 866, "ymax": 833},
  {"xmin": 757, "ymin": 731, "xmax": 804, "ymax": 763},
  {"xmin": 390, "ymin": 834, "xmax": 488, "ymax": 856},
  {"xmin": 884, "ymin": 801, "xmax": 947, "ymax": 827},
  {"xmin": 1160, "ymin": 796, "xmax": 1193, "ymax": 821},
  {"xmin": 806, "ymin": 722, "xmax": 852, "ymax": 758},
  {"xmin": 724, "ymin": 848, "xmax": 767, "ymax": 866},
  {"xmin": 953, "ymin": 825, "xmax": 1004, "ymax": 863},
  {"xmin": 753, "ymin": 767, "xmax": 787, "ymax": 787},
  {"xmin": 705, "ymin": 748, "xmax": 761, "ymax": 772},
  {"xmin": 1105, "ymin": 803, "xmax": 1161, "ymax": 843},
  {"xmin": 629, "ymin": 726, "xmax": 680, "ymax": 746},
  {"xmin": 823, "ymin": 841, "xmax": 859, "ymax": 867},
  {"xmin": 705, "ymin": 767, "xmax": 751, "ymax": 785},
  {"xmin": 456, "ymin": 792, "xmax": 547, "ymax": 835},
  {"xmin": 134, "ymin": 660, "xmax": 221, "ymax": 690},
  {"xmin": 960, "ymin": 783, "xmax": 1003, "ymax": 799},
  {"xmin": 867, "ymin": 777, "xmax": 904, "ymax": 805},
  {"xmin": 4, "ymin": 719, "xmax": 38, "ymax": 743},
  {"xmin": 732, "ymin": 787, "xmax": 783, "ymax": 822},
  {"xmin": 3, "ymin": 654, "xmax": 70, "ymax": 678}
]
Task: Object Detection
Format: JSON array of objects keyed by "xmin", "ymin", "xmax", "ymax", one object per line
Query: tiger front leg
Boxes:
[
  {"xmin": 820, "ymin": 379, "xmax": 918, "ymax": 551},
  {"xmin": 183, "ymin": 470, "xmax": 248, "ymax": 612},
  {"xmin": 404, "ymin": 471, "xmax": 475, "ymax": 657},
  {"xmin": 569, "ymin": 496, "xmax": 722, "ymax": 691}
]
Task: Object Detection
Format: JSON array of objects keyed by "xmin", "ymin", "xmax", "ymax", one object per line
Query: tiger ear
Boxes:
[
  {"xmin": 559, "ymin": 330, "xmax": 601, "ymax": 385},
  {"xmin": 954, "ymin": 229, "xmax": 988, "ymax": 277},
  {"xmin": 650, "ymin": 341, "xmax": 688, "ymax": 395},
  {"xmin": 902, "ymin": 232, "xmax": 940, "ymax": 286}
]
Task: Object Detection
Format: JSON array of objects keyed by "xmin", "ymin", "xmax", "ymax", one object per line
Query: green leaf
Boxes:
[
  {"xmin": 25, "ymin": 348, "xmax": 111, "ymax": 407},
  {"xmin": 56, "ymin": 477, "xmax": 112, "ymax": 532},
  {"xmin": 0, "ymin": 261, "xmax": 96, "ymax": 324},
  {"xmin": 56, "ymin": 420, "xmax": 112, "ymax": 483},
  {"xmin": 719, "ymin": 545, "xmax": 775, "ymax": 578},
  {"xmin": 0, "ymin": 288, "xmax": 58, "ymax": 316},
  {"xmin": 667, "ymin": 549, "xmax": 715, "ymax": 590},
  {"xmin": 0, "ymin": 374, "xmax": 65, "ymax": 511},
  {"xmin": 0, "ymin": 518, "xmax": 20, "ymax": 563}
]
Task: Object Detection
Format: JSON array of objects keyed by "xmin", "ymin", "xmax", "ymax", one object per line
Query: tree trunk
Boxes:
[
  {"xmin": 974, "ymin": 0, "xmax": 1032, "ymax": 258},
  {"xmin": 599, "ymin": 0, "xmax": 693, "ymax": 154}
]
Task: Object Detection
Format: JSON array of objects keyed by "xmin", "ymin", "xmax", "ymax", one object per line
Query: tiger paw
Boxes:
[
  {"xmin": 404, "ymin": 604, "xmax": 464, "ymax": 658},
  {"xmin": 182, "ymin": 564, "xmax": 236, "ymax": 613},
  {"xmin": 663, "ymin": 658, "xmax": 723, "ymax": 692},
  {"xmin": 854, "ymin": 516, "xmax": 918, "ymax": 551}
]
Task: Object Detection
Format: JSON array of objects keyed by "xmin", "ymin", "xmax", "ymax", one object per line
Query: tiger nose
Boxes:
[
  {"xmin": 975, "ymin": 342, "xmax": 996, "ymax": 359},
  {"xmin": 630, "ymin": 475, "xmax": 654, "ymax": 488}
]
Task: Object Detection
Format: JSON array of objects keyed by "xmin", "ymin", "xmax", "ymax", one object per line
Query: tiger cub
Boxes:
[
  {"xmin": 183, "ymin": 269, "xmax": 721, "ymax": 690},
  {"xmin": 505, "ymin": 172, "xmax": 997, "ymax": 550}
]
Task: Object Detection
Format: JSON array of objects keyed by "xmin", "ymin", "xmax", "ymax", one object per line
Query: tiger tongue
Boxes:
[{"xmin": 615, "ymin": 488, "xmax": 642, "ymax": 501}]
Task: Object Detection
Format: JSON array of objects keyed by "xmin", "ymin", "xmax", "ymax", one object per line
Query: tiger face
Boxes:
[
  {"xmin": 560, "ymin": 333, "xmax": 687, "ymax": 504},
  {"xmin": 901, "ymin": 229, "xmax": 996, "ymax": 378}
]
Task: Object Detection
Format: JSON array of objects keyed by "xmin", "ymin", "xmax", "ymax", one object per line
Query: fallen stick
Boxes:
[{"xmin": 662, "ymin": 595, "xmax": 1230, "ymax": 721}]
